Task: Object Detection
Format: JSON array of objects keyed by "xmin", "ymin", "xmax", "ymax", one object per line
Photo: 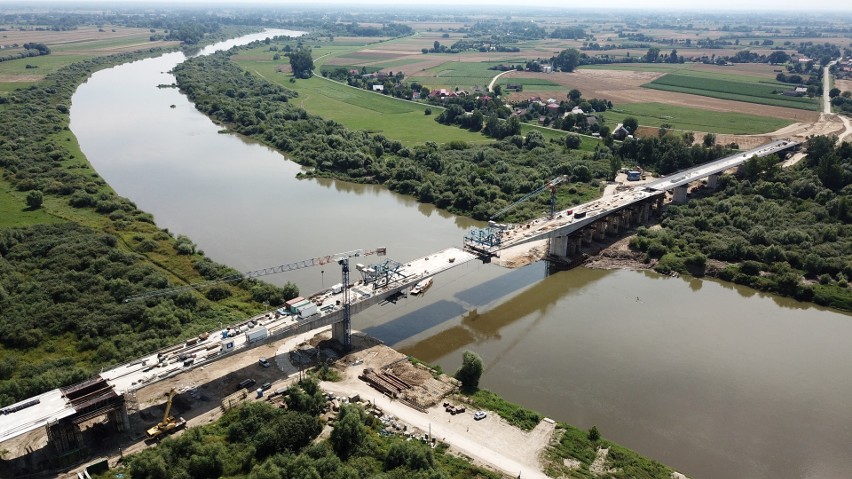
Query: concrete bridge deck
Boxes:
[{"xmin": 465, "ymin": 139, "xmax": 799, "ymax": 257}]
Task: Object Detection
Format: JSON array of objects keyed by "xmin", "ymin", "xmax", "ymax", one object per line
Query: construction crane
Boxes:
[
  {"xmin": 124, "ymin": 248, "xmax": 387, "ymax": 303},
  {"xmin": 464, "ymin": 175, "xmax": 568, "ymax": 257},
  {"xmin": 146, "ymin": 388, "xmax": 186, "ymax": 440},
  {"xmin": 489, "ymin": 175, "xmax": 568, "ymax": 223},
  {"xmin": 125, "ymin": 248, "xmax": 387, "ymax": 350}
]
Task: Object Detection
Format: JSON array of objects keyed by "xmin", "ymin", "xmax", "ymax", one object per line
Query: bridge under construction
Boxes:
[{"xmin": 0, "ymin": 139, "xmax": 799, "ymax": 470}]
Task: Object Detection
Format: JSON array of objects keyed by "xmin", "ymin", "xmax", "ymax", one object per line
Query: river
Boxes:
[{"xmin": 69, "ymin": 31, "xmax": 852, "ymax": 479}]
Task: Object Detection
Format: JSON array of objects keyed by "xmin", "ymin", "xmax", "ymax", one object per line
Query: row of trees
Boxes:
[{"xmin": 0, "ymin": 42, "xmax": 50, "ymax": 63}]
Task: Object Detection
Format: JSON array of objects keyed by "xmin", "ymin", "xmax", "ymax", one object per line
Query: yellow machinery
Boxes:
[{"xmin": 146, "ymin": 388, "xmax": 186, "ymax": 440}]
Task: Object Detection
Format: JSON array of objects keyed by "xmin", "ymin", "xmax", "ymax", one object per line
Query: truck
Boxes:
[
  {"xmin": 296, "ymin": 302, "xmax": 317, "ymax": 319},
  {"xmin": 245, "ymin": 327, "xmax": 268, "ymax": 344}
]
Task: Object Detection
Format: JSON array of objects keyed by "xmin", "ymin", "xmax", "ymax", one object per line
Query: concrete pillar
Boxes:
[
  {"xmin": 593, "ymin": 222, "xmax": 606, "ymax": 241},
  {"xmin": 607, "ymin": 217, "xmax": 620, "ymax": 235},
  {"xmin": 110, "ymin": 404, "xmax": 131, "ymax": 432},
  {"xmin": 672, "ymin": 185, "xmax": 688, "ymax": 204},
  {"xmin": 707, "ymin": 173, "xmax": 720, "ymax": 189},
  {"xmin": 331, "ymin": 321, "xmax": 346, "ymax": 345},
  {"xmin": 567, "ymin": 237, "xmax": 579, "ymax": 255},
  {"xmin": 582, "ymin": 227, "xmax": 594, "ymax": 244},
  {"xmin": 549, "ymin": 236, "xmax": 568, "ymax": 257}
]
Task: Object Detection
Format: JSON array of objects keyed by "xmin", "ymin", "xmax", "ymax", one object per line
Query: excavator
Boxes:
[{"xmin": 146, "ymin": 388, "xmax": 186, "ymax": 440}]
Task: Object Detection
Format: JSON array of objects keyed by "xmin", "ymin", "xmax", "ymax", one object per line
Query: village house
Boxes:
[{"xmin": 612, "ymin": 123, "xmax": 631, "ymax": 140}]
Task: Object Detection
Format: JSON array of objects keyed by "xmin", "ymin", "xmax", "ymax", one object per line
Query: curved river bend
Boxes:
[{"xmin": 70, "ymin": 31, "xmax": 852, "ymax": 479}]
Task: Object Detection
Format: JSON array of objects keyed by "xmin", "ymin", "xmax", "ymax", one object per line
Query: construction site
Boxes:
[{"xmin": 0, "ymin": 140, "xmax": 799, "ymax": 478}]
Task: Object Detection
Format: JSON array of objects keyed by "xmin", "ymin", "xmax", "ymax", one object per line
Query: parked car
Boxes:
[
  {"xmin": 474, "ymin": 411, "xmax": 487, "ymax": 420},
  {"xmin": 258, "ymin": 358, "xmax": 270, "ymax": 368},
  {"xmin": 237, "ymin": 378, "xmax": 256, "ymax": 390}
]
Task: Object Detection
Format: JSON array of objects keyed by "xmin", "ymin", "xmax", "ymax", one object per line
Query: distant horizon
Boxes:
[{"xmin": 6, "ymin": 0, "xmax": 852, "ymax": 14}]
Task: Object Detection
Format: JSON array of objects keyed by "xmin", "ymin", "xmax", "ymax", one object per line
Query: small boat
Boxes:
[{"xmin": 410, "ymin": 277, "xmax": 433, "ymax": 295}]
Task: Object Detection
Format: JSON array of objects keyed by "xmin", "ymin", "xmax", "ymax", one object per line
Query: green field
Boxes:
[
  {"xmin": 603, "ymin": 102, "xmax": 792, "ymax": 134},
  {"xmin": 237, "ymin": 56, "xmax": 494, "ymax": 146},
  {"xmin": 0, "ymin": 178, "xmax": 62, "ymax": 228},
  {"xmin": 0, "ymin": 54, "xmax": 88, "ymax": 78},
  {"xmin": 409, "ymin": 61, "xmax": 508, "ymax": 89},
  {"xmin": 644, "ymin": 71, "xmax": 818, "ymax": 110},
  {"xmin": 520, "ymin": 124, "xmax": 599, "ymax": 151},
  {"xmin": 496, "ymin": 77, "xmax": 561, "ymax": 91},
  {"xmin": 582, "ymin": 64, "xmax": 690, "ymax": 73}
]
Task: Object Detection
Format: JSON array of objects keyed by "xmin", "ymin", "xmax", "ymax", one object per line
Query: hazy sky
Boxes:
[{"xmin": 21, "ymin": 0, "xmax": 852, "ymax": 12}]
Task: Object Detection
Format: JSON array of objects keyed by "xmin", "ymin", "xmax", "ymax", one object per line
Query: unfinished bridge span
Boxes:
[{"xmin": 0, "ymin": 140, "xmax": 799, "ymax": 469}]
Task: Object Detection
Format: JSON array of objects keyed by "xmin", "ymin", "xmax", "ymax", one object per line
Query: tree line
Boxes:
[
  {"xmin": 0, "ymin": 48, "xmax": 297, "ymax": 407},
  {"xmin": 173, "ymin": 48, "xmax": 617, "ymax": 222}
]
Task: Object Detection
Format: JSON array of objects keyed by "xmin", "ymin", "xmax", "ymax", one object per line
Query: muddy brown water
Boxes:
[{"xmin": 69, "ymin": 31, "xmax": 852, "ymax": 479}]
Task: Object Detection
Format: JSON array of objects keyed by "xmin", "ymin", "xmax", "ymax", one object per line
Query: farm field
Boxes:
[
  {"xmin": 408, "ymin": 60, "xmax": 507, "ymax": 90},
  {"xmin": 645, "ymin": 72, "xmax": 818, "ymax": 110},
  {"xmin": 495, "ymin": 77, "xmax": 562, "ymax": 92},
  {"xmin": 0, "ymin": 26, "xmax": 178, "ymax": 86},
  {"xmin": 521, "ymin": 124, "xmax": 599, "ymax": 151},
  {"xmin": 502, "ymin": 68, "xmax": 819, "ymax": 123},
  {"xmin": 236, "ymin": 53, "xmax": 494, "ymax": 146},
  {"xmin": 602, "ymin": 102, "xmax": 791, "ymax": 134}
]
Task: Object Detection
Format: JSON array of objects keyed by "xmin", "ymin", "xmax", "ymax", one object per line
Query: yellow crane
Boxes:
[{"xmin": 146, "ymin": 388, "xmax": 186, "ymax": 440}]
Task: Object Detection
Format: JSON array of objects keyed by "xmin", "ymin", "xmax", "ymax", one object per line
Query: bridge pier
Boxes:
[
  {"xmin": 621, "ymin": 208, "xmax": 636, "ymax": 228},
  {"xmin": 582, "ymin": 227, "xmax": 594, "ymax": 244},
  {"xmin": 109, "ymin": 405, "xmax": 130, "ymax": 433},
  {"xmin": 672, "ymin": 185, "xmax": 688, "ymax": 204},
  {"xmin": 567, "ymin": 236, "xmax": 580, "ymax": 255},
  {"xmin": 593, "ymin": 222, "xmax": 606, "ymax": 241},
  {"xmin": 548, "ymin": 236, "xmax": 568, "ymax": 257},
  {"xmin": 607, "ymin": 216, "xmax": 620, "ymax": 235},
  {"xmin": 707, "ymin": 173, "xmax": 720, "ymax": 189},
  {"xmin": 331, "ymin": 321, "xmax": 346, "ymax": 345}
]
